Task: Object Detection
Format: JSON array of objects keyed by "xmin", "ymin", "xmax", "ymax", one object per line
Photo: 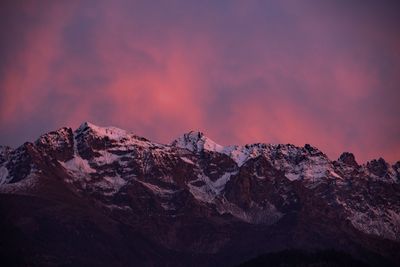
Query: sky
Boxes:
[{"xmin": 0, "ymin": 0, "xmax": 399, "ymax": 163}]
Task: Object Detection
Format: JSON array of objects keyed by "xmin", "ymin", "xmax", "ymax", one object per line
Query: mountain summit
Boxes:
[
  {"xmin": 0, "ymin": 122, "xmax": 399, "ymax": 266},
  {"xmin": 171, "ymin": 130, "xmax": 225, "ymax": 153}
]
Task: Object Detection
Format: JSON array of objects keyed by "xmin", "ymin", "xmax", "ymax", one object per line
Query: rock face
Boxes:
[{"xmin": 0, "ymin": 122, "xmax": 399, "ymax": 267}]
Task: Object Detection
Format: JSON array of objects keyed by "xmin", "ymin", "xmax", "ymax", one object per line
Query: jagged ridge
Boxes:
[{"xmin": 0, "ymin": 122, "xmax": 399, "ymax": 266}]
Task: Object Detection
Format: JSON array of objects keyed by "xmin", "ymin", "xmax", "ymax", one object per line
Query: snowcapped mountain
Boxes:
[{"xmin": 0, "ymin": 122, "xmax": 399, "ymax": 266}]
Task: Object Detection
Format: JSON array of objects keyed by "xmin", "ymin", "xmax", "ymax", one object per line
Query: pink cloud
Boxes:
[{"xmin": 0, "ymin": 1, "xmax": 399, "ymax": 163}]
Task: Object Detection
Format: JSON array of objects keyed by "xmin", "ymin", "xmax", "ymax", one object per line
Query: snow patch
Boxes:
[
  {"xmin": 59, "ymin": 156, "xmax": 95, "ymax": 177},
  {"xmin": 0, "ymin": 166, "xmax": 9, "ymax": 185},
  {"xmin": 136, "ymin": 180, "xmax": 179, "ymax": 196},
  {"xmin": 221, "ymin": 145, "xmax": 265, "ymax": 167},
  {"xmin": 212, "ymin": 172, "xmax": 234, "ymax": 194},
  {"xmin": 160, "ymin": 202, "xmax": 176, "ymax": 211},
  {"xmin": 180, "ymin": 157, "xmax": 195, "ymax": 165},
  {"xmin": 329, "ymin": 170, "xmax": 342, "ymax": 179},
  {"xmin": 222, "ymin": 146, "xmax": 252, "ymax": 166},
  {"xmin": 188, "ymin": 172, "xmax": 237, "ymax": 202},
  {"xmin": 277, "ymin": 153, "xmax": 332, "ymax": 183},
  {"xmin": 94, "ymin": 175, "xmax": 127, "ymax": 195},
  {"xmin": 172, "ymin": 133, "xmax": 267, "ymax": 167},
  {"xmin": 285, "ymin": 173, "xmax": 300, "ymax": 181},
  {"xmin": 104, "ymin": 204, "xmax": 132, "ymax": 211},
  {"xmin": 78, "ymin": 122, "xmax": 128, "ymax": 141},
  {"xmin": 216, "ymin": 198, "xmax": 283, "ymax": 224},
  {"xmin": 172, "ymin": 131, "xmax": 224, "ymax": 153},
  {"xmin": 93, "ymin": 150, "xmax": 120, "ymax": 165},
  {"xmin": 188, "ymin": 182, "xmax": 216, "ymax": 203},
  {"xmin": 0, "ymin": 173, "xmax": 39, "ymax": 194}
]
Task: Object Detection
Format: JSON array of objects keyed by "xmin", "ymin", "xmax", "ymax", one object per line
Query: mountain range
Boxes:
[{"xmin": 0, "ymin": 122, "xmax": 399, "ymax": 266}]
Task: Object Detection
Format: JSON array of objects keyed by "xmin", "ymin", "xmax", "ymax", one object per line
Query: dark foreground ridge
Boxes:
[{"xmin": 0, "ymin": 122, "xmax": 399, "ymax": 266}]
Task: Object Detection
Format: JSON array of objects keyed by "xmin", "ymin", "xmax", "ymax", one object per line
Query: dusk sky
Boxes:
[{"xmin": 0, "ymin": 0, "xmax": 399, "ymax": 163}]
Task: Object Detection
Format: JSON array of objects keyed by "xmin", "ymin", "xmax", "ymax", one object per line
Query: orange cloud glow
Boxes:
[{"xmin": 0, "ymin": 0, "xmax": 399, "ymax": 163}]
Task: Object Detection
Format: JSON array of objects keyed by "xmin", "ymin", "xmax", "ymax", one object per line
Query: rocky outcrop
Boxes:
[{"xmin": 0, "ymin": 122, "xmax": 399, "ymax": 266}]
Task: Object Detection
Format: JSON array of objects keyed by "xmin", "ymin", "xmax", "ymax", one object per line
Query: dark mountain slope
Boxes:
[{"xmin": 0, "ymin": 122, "xmax": 399, "ymax": 266}]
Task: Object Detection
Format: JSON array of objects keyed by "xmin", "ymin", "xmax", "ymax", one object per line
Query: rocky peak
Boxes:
[
  {"xmin": 171, "ymin": 131, "xmax": 224, "ymax": 153},
  {"xmin": 35, "ymin": 127, "xmax": 73, "ymax": 146},
  {"xmin": 394, "ymin": 161, "xmax": 400, "ymax": 169},
  {"xmin": 338, "ymin": 152, "xmax": 359, "ymax": 167},
  {"xmin": 75, "ymin": 122, "xmax": 129, "ymax": 141},
  {"xmin": 303, "ymin": 143, "xmax": 326, "ymax": 158},
  {"xmin": 1, "ymin": 122, "xmax": 400, "ymax": 267},
  {"xmin": 34, "ymin": 127, "xmax": 74, "ymax": 162},
  {"xmin": 304, "ymin": 143, "xmax": 316, "ymax": 152},
  {"xmin": 0, "ymin": 145, "xmax": 13, "ymax": 153},
  {"xmin": 394, "ymin": 161, "xmax": 400, "ymax": 181},
  {"xmin": 367, "ymin": 158, "xmax": 389, "ymax": 177}
]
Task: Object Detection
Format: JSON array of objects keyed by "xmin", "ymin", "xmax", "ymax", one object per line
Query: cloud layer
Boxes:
[{"xmin": 1, "ymin": 0, "xmax": 399, "ymax": 163}]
